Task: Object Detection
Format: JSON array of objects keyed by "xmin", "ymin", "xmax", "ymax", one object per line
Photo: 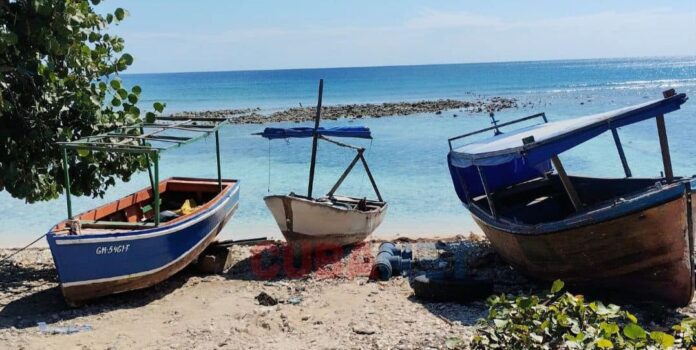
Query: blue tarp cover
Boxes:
[
  {"xmin": 447, "ymin": 93, "xmax": 688, "ymax": 201},
  {"xmin": 257, "ymin": 126, "xmax": 372, "ymax": 140},
  {"xmin": 450, "ymin": 94, "xmax": 687, "ymax": 168}
]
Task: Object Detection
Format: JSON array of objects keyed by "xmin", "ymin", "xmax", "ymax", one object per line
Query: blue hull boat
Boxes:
[{"xmin": 47, "ymin": 177, "xmax": 239, "ymax": 305}]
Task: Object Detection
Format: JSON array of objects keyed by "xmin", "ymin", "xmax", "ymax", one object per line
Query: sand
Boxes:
[{"xmin": 1, "ymin": 236, "xmax": 695, "ymax": 349}]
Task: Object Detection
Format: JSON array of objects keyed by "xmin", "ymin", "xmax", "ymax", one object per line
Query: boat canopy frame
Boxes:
[
  {"xmin": 57, "ymin": 116, "xmax": 229, "ymax": 226},
  {"xmin": 447, "ymin": 89, "xmax": 684, "ymax": 220},
  {"xmin": 256, "ymin": 79, "xmax": 383, "ymax": 202}
]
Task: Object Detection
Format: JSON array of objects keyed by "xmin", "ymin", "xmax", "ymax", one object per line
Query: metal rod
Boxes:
[
  {"xmin": 551, "ymin": 155, "xmax": 583, "ymax": 211},
  {"xmin": 215, "ymin": 130, "xmax": 222, "ymax": 192},
  {"xmin": 62, "ymin": 147, "xmax": 73, "ymax": 219},
  {"xmin": 657, "ymin": 89, "xmax": 676, "ymax": 183},
  {"xmin": 476, "ymin": 166, "xmax": 497, "ymax": 219},
  {"xmin": 326, "ymin": 152, "xmax": 362, "ymax": 198},
  {"xmin": 153, "ymin": 154, "xmax": 160, "ymax": 226},
  {"xmin": 448, "ymin": 112, "xmax": 547, "ymax": 150},
  {"xmin": 140, "ymin": 126, "xmax": 155, "ymax": 191},
  {"xmin": 307, "ymin": 79, "xmax": 324, "ymax": 198},
  {"xmin": 359, "ymin": 153, "xmax": 383, "ymax": 202},
  {"xmin": 611, "ymin": 128, "xmax": 632, "ymax": 178}
]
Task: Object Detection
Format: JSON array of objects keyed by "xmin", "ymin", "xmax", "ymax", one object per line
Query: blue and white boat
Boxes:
[
  {"xmin": 446, "ymin": 89, "xmax": 694, "ymax": 306},
  {"xmin": 47, "ymin": 117, "xmax": 238, "ymax": 305}
]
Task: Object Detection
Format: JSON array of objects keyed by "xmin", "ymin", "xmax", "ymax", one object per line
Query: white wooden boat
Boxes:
[
  {"xmin": 256, "ymin": 80, "xmax": 387, "ymax": 246},
  {"xmin": 264, "ymin": 194, "xmax": 387, "ymax": 246}
]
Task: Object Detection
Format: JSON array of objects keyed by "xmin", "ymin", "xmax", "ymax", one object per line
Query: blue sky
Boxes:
[{"xmin": 102, "ymin": 0, "xmax": 696, "ymax": 73}]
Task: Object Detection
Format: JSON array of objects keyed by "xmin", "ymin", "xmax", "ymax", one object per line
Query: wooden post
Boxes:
[
  {"xmin": 326, "ymin": 151, "xmax": 361, "ymax": 198},
  {"xmin": 657, "ymin": 89, "xmax": 675, "ymax": 183},
  {"xmin": 307, "ymin": 79, "xmax": 324, "ymax": 199},
  {"xmin": 62, "ymin": 147, "xmax": 73, "ymax": 219},
  {"xmin": 476, "ymin": 166, "xmax": 497, "ymax": 219},
  {"xmin": 359, "ymin": 152, "xmax": 384, "ymax": 202},
  {"xmin": 140, "ymin": 126, "xmax": 155, "ymax": 191},
  {"xmin": 551, "ymin": 156, "xmax": 583, "ymax": 211},
  {"xmin": 611, "ymin": 128, "xmax": 632, "ymax": 178}
]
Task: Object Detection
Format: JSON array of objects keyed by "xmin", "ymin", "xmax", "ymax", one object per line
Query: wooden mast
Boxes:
[{"xmin": 307, "ymin": 79, "xmax": 324, "ymax": 198}]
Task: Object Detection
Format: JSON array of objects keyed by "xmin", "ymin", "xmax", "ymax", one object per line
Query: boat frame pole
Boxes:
[
  {"xmin": 153, "ymin": 152, "xmax": 160, "ymax": 226},
  {"xmin": 476, "ymin": 166, "xmax": 497, "ymax": 219},
  {"xmin": 657, "ymin": 89, "xmax": 675, "ymax": 183},
  {"xmin": 307, "ymin": 79, "xmax": 324, "ymax": 199},
  {"xmin": 611, "ymin": 128, "xmax": 632, "ymax": 178},
  {"xmin": 215, "ymin": 130, "xmax": 222, "ymax": 192},
  {"xmin": 62, "ymin": 147, "xmax": 73, "ymax": 219},
  {"xmin": 551, "ymin": 155, "xmax": 583, "ymax": 211},
  {"xmin": 326, "ymin": 151, "xmax": 362, "ymax": 198},
  {"xmin": 359, "ymin": 152, "xmax": 383, "ymax": 202}
]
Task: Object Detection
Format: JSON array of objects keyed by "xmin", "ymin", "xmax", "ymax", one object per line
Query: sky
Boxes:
[{"xmin": 101, "ymin": 0, "xmax": 696, "ymax": 74}]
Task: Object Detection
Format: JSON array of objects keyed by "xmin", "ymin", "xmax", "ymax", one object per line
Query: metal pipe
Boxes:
[
  {"xmin": 153, "ymin": 154, "xmax": 160, "ymax": 226},
  {"xmin": 62, "ymin": 147, "xmax": 73, "ymax": 219},
  {"xmin": 307, "ymin": 79, "xmax": 324, "ymax": 198},
  {"xmin": 215, "ymin": 130, "xmax": 222, "ymax": 192}
]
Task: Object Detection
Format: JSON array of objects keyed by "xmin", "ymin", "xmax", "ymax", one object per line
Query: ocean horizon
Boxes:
[{"xmin": 1, "ymin": 56, "xmax": 695, "ymax": 247}]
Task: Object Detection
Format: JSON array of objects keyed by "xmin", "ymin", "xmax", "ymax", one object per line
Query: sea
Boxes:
[{"xmin": 1, "ymin": 57, "xmax": 695, "ymax": 247}]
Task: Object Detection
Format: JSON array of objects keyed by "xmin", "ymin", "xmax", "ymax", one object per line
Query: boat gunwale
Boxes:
[
  {"xmin": 47, "ymin": 177, "xmax": 240, "ymax": 243},
  {"xmin": 467, "ymin": 176, "xmax": 695, "ymax": 236},
  {"xmin": 263, "ymin": 194, "xmax": 388, "ymax": 215}
]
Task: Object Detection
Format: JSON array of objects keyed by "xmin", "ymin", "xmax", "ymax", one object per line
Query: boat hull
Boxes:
[
  {"xmin": 46, "ymin": 179, "xmax": 240, "ymax": 305},
  {"xmin": 264, "ymin": 195, "xmax": 387, "ymax": 247},
  {"xmin": 472, "ymin": 191, "xmax": 694, "ymax": 306}
]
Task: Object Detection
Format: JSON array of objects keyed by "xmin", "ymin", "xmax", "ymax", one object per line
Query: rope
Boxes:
[
  {"xmin": 0, "ymin": 233, "xmax": 47, "ymax": 265},
  {"xmin": 267, "ymin": 139, "xmax": 271, "ymax": 193}
]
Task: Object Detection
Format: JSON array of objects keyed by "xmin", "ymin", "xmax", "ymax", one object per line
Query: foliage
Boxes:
[
  {"xmin": 470, "ymin": 280, "xmax": 694, "ymax": 350},
  {"xmin": 0, "ymin": 0, "xmax": 162, "ymax": 202}
]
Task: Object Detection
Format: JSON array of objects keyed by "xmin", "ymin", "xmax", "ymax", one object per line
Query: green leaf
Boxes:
[
  {"xmin": 650, "ymin": 331, "xmax": 675, "ymax": 349},
  {"xmin": 596, "ymin": 338, "xmax": 613, "ymax": 349},
  {"xmin": 550, "ymin": 280, "xmax": 564, "ymax": 294},
  {"xmin": 111, "ymin": 97, "xmax": 122, "ymax": 107},
  {"xmin": 128, "ymin": 94, "xmax": 138, "ymax": 104},
  {"xmin": 117, "ymin": 89, "xmax": 128, "ymax": 99},
  {"xmin": 106, "ymin": 13, "xmax": 114, "ymax": 23},
  {"xmin": 110, "ymin": 79, "xmax": 121, "ymax": 90},
  {"xmin": 132, "ymin": 85, "xmax": 142, "ymax": 95},
  {"xmin": 600, "ymin": 322, "xmax": 619, "ymax": 336},
  {"xmin": 77, "ymin": 148, "xmax": 90, "ymax": 157},
  {"xmin": 115, "ymin": 8, "xmax": 126, "ymax": 21},
  {"xmin": 121, "ymin": 53, "xmax": 134, "ymax": 65},
  {"xmin": 145, "ymin": 112, "xmax": 157, "ymax": 123},
  {"xmin": 625, "ymin": 312, "xmax": 638, "ymax": 324},
  {"xmin": 623, "ymin": 323, "xmax": 647, "ymax": 340},
  {"xmin": 153, "ymin": 102, "xmax": 165, "ymax": 113}
]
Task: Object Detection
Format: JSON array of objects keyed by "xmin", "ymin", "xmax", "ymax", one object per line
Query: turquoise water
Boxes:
[{"xmin": 1, "ymin": 57, "xmax": 695, "ymax": 246}]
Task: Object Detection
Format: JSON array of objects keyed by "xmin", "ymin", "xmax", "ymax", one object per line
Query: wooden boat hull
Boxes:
[
  {"xmin": 46, "ymin": 178, "xmax": 240, "ymax": 305},
  {"xmin": 471, "ymin": 186, "xmax": 695, "ymax": 306},
  {"xmin": 264, "ymin": 195, "xmax": 387, "ymax": 247}
]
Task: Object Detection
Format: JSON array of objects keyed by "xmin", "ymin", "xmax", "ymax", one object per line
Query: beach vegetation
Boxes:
[
  {"xmin": 470, "ymin": 280, "xmax": 695, "ymax": 350},
  {"xmin": 0, "ymin": 0, "xmax": 161, "ymax": 202}
]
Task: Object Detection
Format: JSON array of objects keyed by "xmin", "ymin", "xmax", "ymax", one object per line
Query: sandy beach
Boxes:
[{"xmin": 1, "ymin": 235, "xmax": 695, "ymax": 349}]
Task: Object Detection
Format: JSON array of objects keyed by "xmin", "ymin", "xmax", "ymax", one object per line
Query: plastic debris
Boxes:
[
  {"xmin": 37, "ymin": 322, "xmax": 92, "ymax": 335},
  {"xmin": 286, "ymin": 295, "xmax": 303, "ymax": 305}
]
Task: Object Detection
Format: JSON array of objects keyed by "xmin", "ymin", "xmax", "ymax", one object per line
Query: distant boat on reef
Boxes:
[
  {"xmin": 446, "ymin": 89, "xmax": 694, "ymax": 306},
  {"xmin": 47, "ymin": 117, "xmax": 239, "ymax": 306},
  {"xmin": 256, "ymin": 79, "xmax": 388, "ymax": 247}
]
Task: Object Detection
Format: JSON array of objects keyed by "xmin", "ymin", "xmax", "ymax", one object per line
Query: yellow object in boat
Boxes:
[{"xmin": 176, "ymin": 199, "xmax": 199, "ymax": 216}]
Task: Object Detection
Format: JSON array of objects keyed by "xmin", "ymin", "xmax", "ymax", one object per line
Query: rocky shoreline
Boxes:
[{"xmin": 170, "ymin": 97, "xmax": 520, "ymax": 125}]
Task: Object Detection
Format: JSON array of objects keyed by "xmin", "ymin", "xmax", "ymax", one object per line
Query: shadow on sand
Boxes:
[{"xmin": 402, "ymin": 239, "xmax": 690, "ymax": 328}]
